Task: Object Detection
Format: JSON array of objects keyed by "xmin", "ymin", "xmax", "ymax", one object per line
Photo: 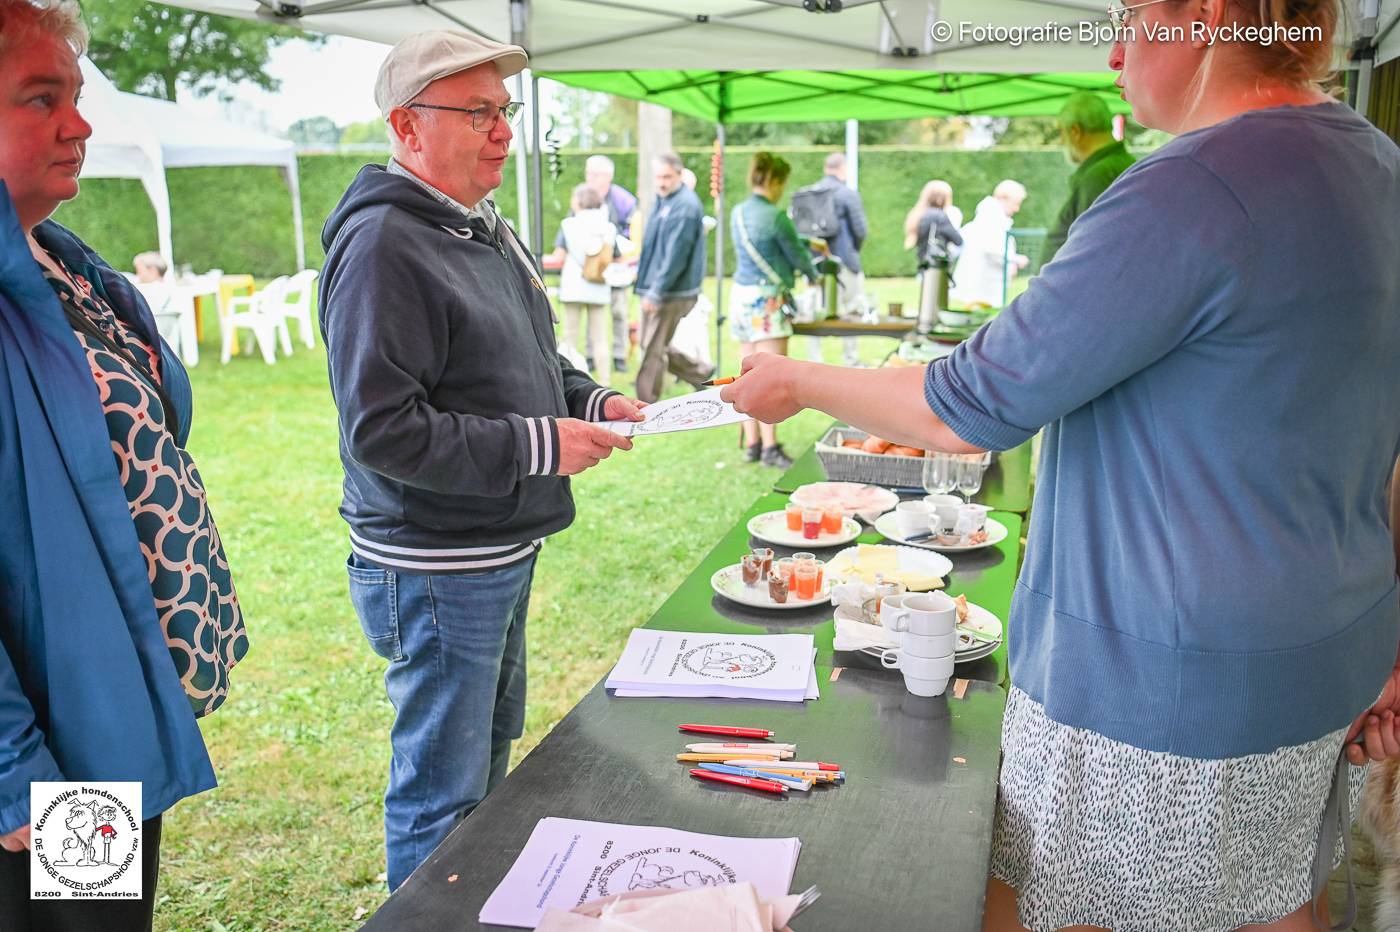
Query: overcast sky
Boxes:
[
  {"xmin": 178, "ymin": 35, "xmax": 563, "ymax": 138},
  {"xmin": 178, "ymin": 35, "xmax": 388, "ymax": 132}
]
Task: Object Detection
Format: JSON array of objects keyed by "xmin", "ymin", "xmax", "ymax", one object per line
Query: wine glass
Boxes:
[
  {"xmin": 956, "ymin": 454, "xmax": 984, "ymax": 503},
  {"xmin": 922, "ymin": 451, "xmax": 956, "ymax": 497}
]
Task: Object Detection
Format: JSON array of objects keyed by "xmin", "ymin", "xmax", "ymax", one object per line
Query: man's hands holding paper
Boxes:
[
  {"xmin": 555, "ymin": 395, "xmax": 646, "ymax": 476},
  {"xmin": 556, "ymin": 419, "xmax": 633, "ymax": 475}
]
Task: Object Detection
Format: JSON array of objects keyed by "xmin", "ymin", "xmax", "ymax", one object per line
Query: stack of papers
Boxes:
[
  {"xmin": 605, "ymin": 630, "xmax": 818, "ymax": 702},
  {"xmin": 480, "ymin": 818, "xmax": 802, "ymax": 929}
]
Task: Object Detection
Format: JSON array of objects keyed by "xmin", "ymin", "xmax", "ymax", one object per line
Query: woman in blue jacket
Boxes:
[
  {"xmin": 0, "ymin": 2, "xmax": 247, "ymax": 928},
  {"xmin": 726, "ymin": 1, "xmax": 1400, "ymax": 929}
]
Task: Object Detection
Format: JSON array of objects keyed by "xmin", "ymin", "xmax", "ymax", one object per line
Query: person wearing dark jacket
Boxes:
[
  {"xmin": 1, "ymin": 4, "xmax": 246, "ymax": 927},
  {"xmin": 914, "ymin": 184, "xmax": 964, "ymax": 267},
  {"xmin": 802, "ymin": 153, "xmax": 868, "ymax": 367},
  {"xmin": 1043, "ymin": 92, "xmax": 1137, "ymax": 265},
  {"xmin": 631, "ymin": 152, "xmax": 710, "ymax": 403},
  {"xmin": 319, "ymin": 29, "xmax": 642, "ymax": 892}
]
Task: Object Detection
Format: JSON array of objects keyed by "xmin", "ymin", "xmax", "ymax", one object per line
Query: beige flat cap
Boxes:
[{"xmin": 375, "ymin": 30, "xmax": 528, "ymax": 119}]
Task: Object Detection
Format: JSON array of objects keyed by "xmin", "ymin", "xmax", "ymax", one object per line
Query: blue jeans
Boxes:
[{"xmin": 347, "ymin": 552, "xmax": 535, "ymax": 891}]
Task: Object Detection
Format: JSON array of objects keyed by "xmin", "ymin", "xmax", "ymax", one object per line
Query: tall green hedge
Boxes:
[{"xmin": 51, "ymin": 145, "xmax": 1124, "ymax": 279}]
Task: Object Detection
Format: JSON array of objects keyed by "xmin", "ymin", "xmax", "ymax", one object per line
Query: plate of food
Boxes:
[
  {"xmin": 824, "ymin": 543, "xmax": 953, "ymax": 591},
  {"xmin": 873, "ymin": 512, "xmax": 1010, "ymax": 553},
  {"xmin": 746, "ymin": 509, "xmax": 862, "ymax": 548},
  {"xmin": 711, "ymin": 564, "xmax": 830, "ymax": 610},
  {"xmin": 789, "ymin": 481, "xmax": 899, "ymax": 521}
]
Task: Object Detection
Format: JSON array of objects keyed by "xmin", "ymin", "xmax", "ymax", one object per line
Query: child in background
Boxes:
[{"xmin": 550, "ymin": 184, "xmax": 618, "ymax": 386}]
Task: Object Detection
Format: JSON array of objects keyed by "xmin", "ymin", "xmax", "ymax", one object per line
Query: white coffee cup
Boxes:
[
  {"xmin": 879, "ymin": 650, "xmax": 955, "ymax": 696},
  {"xmin": 895, "ymin": 500, "xmax": 931, "ymax": 538},
  {"xmin": 901, "ymin": 627, "xmax": 956, "ymax": 658},
  {"xmin": 882, "ymin": 591, "xmax": 956, "ymax": 639},
  {"xmin": 878, "ymin": 593, "xmax": 910, "ymax": 633},
  {"xmin": 923, "ymin": 494, "xmax": 962, "ymax": 535},
  {"xmin": 954, "ymin": 503, "xmax": 991, "ymax": 537},
  {"xmin": 902, "ymin": 669, "xmax": 954, "ymax": 698}
]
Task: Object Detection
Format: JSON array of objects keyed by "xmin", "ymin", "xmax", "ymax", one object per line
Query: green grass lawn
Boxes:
[{"xmin": 154, "ymin": 277, "xmax": 932, "ymax": 930}]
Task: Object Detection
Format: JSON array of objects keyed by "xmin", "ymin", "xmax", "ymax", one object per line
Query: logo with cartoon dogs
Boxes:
[
  {"xmin": 596, "ymin": 847, "xmax": 737, "ymax": 897},
  {"xmin": 30, "ymin": 782, "xmax": 142, "ymax": 898},
  {"xmin": 680, "ymin": 642, "xmax": 778, "ymax": 680}
]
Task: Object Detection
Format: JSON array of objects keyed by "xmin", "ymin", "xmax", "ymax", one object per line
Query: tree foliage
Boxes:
[{"xmin": 83, "ymin": 0, "xmax": 321, "ymax": 101}]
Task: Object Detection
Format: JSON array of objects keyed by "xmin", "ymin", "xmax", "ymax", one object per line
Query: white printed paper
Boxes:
[
  {"xmin": 614, "ymin": 650, "xmax": 820, "ymax": 700},
  {"xmin": 601, "ymin": 388, "xmax": 749, "ymax": 437},
  {"xmin": 604, "ymin": 630, "xmax": 816, "ymax": 702},
  {"xmin": 479, "ymin": 817, "xmax": 801, "ymax": 928}
]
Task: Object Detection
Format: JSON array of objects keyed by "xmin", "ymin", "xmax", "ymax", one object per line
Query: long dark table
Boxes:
[{"xmin": 363, "ymin": 467, "xmax": 1021, "ymax": 931}]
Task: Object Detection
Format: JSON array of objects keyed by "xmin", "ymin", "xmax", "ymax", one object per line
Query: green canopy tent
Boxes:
[
  {"xmin": 534, "ymin": 67, "xmax": 1130, "ymax": 372},
  {"xmin": 538, "ymin": 69, "xmax": 1127, "ymax": 124}
]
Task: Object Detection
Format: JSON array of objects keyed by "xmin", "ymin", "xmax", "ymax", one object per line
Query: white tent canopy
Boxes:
[
  {"xmin": 79, "ymin": 57, "xmax": 306, "ymax": 272},
  {"xmin": 152, "ymin": 0, "xmax": 1399, "ymax": 76}
]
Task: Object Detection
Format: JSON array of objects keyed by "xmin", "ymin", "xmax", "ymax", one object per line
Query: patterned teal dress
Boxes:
[{"xmin": 43, "ymin": 262, "xmax": 247, "ymax": 718}]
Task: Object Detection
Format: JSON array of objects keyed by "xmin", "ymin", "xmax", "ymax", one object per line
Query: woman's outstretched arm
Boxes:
[{"xmin": 721, "ymin": 354, "xmax": 983, "ymax": 454}]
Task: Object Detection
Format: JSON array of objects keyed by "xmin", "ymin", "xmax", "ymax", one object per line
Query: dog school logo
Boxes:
[
  {"xmin": 680, "ymin": 642, "xmax": 779, "ymax": 680},
  {"xmin": 30, "ymin": 782, "xmax": 142, "ymax": 899}
]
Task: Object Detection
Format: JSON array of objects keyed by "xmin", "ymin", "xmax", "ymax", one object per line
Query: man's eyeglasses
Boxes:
[
  {"xmin": 407, "ymin": 100, "xmax": 523, "ymax": 133},
  {"xmin": 1106, "ymin": 0, "xmax": 1173, "ymax": 28}
]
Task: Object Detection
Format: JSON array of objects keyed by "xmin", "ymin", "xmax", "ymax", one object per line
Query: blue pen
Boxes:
[{"xmin": 698, "ymin": 762, "xmax": 813, "ymax": 792}]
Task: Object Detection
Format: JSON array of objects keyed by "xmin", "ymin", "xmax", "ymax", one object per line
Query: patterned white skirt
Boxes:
[{"xmin": 991, "ymin": 687, "xmax": 1365, "ymax": 932}]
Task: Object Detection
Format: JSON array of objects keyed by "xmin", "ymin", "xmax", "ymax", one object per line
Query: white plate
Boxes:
[
  {"xmin": 825, "ymin": 544, "xmax": 953, "ymax": 590},
  {"xmin": 711, "ymin": 564, "xmax": 830, "ymax": 610},
  {"xmin": 790, "ymin": 482, "xmax": 900, "ymax": 520},
  {"xmin": 746, "ymin": 510, "xmax": 862, "ymax": 548},
  {"xmin": 873, "ymin": 513, "xmax": 1010, "ymax": 553}
]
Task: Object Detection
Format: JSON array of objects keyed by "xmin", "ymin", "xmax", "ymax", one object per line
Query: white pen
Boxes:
[
  {"xmin": 725, "ymin": 759, "xmax": 845, "ymax": 777},
  {"xmin": 685, "ymin": 743, "xmax": 794, "ymax": 756}
]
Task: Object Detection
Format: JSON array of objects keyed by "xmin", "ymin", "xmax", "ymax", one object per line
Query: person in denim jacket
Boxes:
[{"xmin": 728, "ymin": 152, "xmax": 821, "ymax": 469}]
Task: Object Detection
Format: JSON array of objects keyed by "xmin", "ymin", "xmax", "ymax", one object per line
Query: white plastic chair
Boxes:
[
  {"xmin": 135, "ymin": 280, "xmax": 199, "ymax": 367},
  {"xmin": 270, "ymin": 268, "xmax": 319, "ymax": 349},
  {"xmin": 221, "ymin": 276, "xmax": 291, "ymax": 364}
]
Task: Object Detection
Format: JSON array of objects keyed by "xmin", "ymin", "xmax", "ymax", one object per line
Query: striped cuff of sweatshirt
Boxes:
[
  {"xmin": 351, "ymin": 531, "xmax": 541, "ymax": 574},
  {"xmin": 524, "ymin": 416, "xmax": 561, "ymax": 476},
  {"xmin": 585, "ymin": 388, "xmax": 622, "ymax": 422}
]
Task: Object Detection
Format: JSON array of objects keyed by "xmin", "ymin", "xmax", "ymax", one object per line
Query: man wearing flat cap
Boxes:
[{"xmin": 318, "ymin": 28, "xmax": 644, "ymax": 890}]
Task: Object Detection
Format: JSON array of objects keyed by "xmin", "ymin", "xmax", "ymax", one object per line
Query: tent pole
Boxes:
[
  {"xmin": 287, "ymin": 163, "xmax": 306, "ymax": 271},
  {"xmin": 714, "ymin": 122, "xmax": 726, "ymax": 376},
  {"xmin": 514, "ymin": 72, "xmax": 531, "ymax": 248},
  {"xmin": 844, "ymin": 119, "xmax": 858, "ymax": 190},
  {"xmin": 530, "ymin": 74, "xmax": 544, "ymax": 260},
  {"xmin": 1354, "ymin": 0, "xmax": 1380, "ymax": 118}
]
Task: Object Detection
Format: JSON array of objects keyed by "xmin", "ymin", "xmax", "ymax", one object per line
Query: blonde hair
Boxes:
[
  {"xmin": 133, "ymin": 251, "xmax": 168, "ymax": 277},
  {"xmin": 0, "ymin": 0, "xmax": 88, "ymax": 55},
  {"xmin": 903, "ymin": 180, "xmax": 953, "ymax": 248},
  {"xmin": 1182, "ymin": 0, "xmax": 1341, "ymax": 116}
]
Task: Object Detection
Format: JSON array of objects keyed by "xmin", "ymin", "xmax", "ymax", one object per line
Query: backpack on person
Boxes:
[
  {"xmin": 581, "ymin": 236, "xmax": 611, "ymax": 283},
  {"xmin": 789, "ymin": 183, "xmax": 841, "ymax": 239}
]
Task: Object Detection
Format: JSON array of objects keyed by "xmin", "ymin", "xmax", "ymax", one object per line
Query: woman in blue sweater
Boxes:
[
  {"xmin": 725, "ymin": 1, "xmax": 1400, "ymax": 929},
  {"xmin": 0, "ymin": 3, "xmax": 247, "ymax": 928}
]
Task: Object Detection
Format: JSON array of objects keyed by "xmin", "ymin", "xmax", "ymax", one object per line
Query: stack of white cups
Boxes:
[{"xmin": 879, "ymin": 591, "xmax": 957, "ymax": 697}]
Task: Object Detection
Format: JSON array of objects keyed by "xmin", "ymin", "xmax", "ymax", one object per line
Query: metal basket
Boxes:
[{"xmin": 814, "ymin": 427, "xmax": 927, "ymax": 488}]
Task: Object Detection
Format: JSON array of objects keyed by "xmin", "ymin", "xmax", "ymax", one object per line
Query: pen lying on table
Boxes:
[
  {"xmin": 697, "ymin": 763, "xmax": 813, "ymax": 791},
  {"xmin": 688, "ymin": 768, "xmax": 787, "ymax": 794},
  {"xmin": 684, "ymin": 743, "xmax": 794, "ymax": 756}
]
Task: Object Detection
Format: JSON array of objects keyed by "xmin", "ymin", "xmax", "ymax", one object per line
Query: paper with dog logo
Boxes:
[{"xmin": 604, "ymin": 630, "xmax": 816, "ymax": 702}]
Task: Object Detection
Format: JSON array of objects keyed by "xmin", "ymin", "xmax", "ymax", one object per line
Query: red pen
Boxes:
[
  {"xmin": 678, "ymin": 724, "xmax": 774, "ymax": 739},
  {"xmin": 688, "ymin": 769, "xmax": 787, "ymax": 794}
]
